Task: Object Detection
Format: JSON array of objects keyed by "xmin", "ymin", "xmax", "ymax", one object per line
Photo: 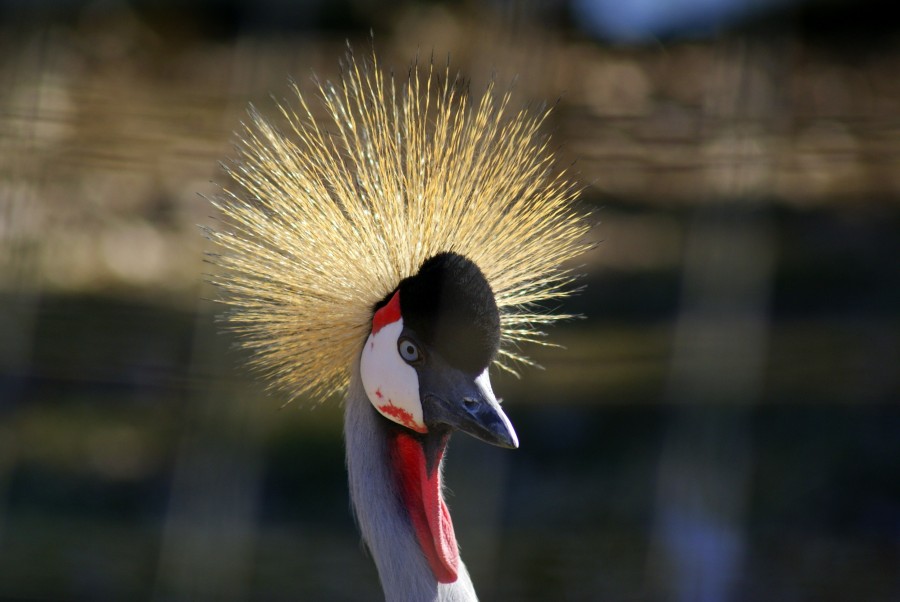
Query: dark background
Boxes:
[{"xmin": 1, "ymin": 0, "xmax": 898, "ymax": 600}]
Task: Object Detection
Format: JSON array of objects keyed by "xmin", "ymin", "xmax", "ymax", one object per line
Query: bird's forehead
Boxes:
[
  {"xmin": 371, "ymin": 289, "xmax": 402, "ymax": 335},
  {"xmin": 373, "ymin": 252, "xmax": 500, "ymax": 374}
]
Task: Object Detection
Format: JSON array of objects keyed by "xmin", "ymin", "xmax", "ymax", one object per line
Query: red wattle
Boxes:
[{"xmin": 390, "ymin": 432, "xmax": 459, "ymax": 583}]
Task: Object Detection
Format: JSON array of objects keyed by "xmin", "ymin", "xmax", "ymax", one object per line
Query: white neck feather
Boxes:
[{"xmin": 344, "ymin": 365, "xmax": 478, "ymax": 602}]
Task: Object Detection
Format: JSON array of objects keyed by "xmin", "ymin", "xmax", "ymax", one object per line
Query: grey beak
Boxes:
[{"xmin": 419, "ymin": 359, "xmax": 519, "ymax": 449}]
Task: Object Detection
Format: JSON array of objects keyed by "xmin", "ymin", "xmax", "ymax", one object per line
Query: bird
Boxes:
[{"xmin": 207, "ymin": 47, "xmax": 590, "ymax": 601}]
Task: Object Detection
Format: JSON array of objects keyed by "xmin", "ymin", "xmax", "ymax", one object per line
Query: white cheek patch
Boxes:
[{"xmin": 360, "ymin": 318, "xmax": 427, "ymax": 433}]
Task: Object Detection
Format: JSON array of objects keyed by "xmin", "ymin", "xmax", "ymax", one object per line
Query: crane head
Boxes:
[{"xmin": 359, "ymin": 252, "xmax": 518, "ymax": 450}]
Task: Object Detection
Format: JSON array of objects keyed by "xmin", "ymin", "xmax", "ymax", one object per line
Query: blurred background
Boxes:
[{"xmin": 1, "ymin": 0, "xmax": 898, "ymax": 600}]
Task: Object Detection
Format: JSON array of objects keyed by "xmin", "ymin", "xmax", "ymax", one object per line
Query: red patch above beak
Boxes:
[{"xmin": 372, "ymin": 291, "xmax": 402, "ymax": 335}]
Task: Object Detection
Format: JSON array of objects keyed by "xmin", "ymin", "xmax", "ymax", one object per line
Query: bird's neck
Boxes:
[{"xmin": 344, "ymin": 368, "xmax": 478, "ymax": 601}]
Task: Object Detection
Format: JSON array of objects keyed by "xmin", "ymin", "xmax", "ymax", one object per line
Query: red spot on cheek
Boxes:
[
  {"xmin": 378, "ymin": 402, "xmax": 427, "ymax": 434},
  {"xmin": 371, "ymin": 291, "xmax": 401, "ymax": 335},
  {"xmin": 375, "ymin": 388, "xmax": 383, "ymax": 399}
]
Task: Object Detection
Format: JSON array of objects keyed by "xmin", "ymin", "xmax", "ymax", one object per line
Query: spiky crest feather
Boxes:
[{"xmin": 208, "ymin": 49, "xmax": 591, "ymax": 402}]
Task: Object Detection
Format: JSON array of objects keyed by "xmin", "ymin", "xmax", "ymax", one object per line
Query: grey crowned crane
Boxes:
[{"xmin": 208, "ymin": 50, "xmax": 590, "ymax": 601}]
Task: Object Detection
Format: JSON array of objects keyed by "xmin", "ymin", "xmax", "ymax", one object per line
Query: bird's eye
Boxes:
[{"xmin": 398, "ymin": 338, "xmax": 421, "ymax": 364}]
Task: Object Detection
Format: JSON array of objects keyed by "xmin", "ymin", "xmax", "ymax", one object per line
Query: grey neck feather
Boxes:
[{"xmin": 344, "ymin": 364, "xmax": 478, "ymax": 602}]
